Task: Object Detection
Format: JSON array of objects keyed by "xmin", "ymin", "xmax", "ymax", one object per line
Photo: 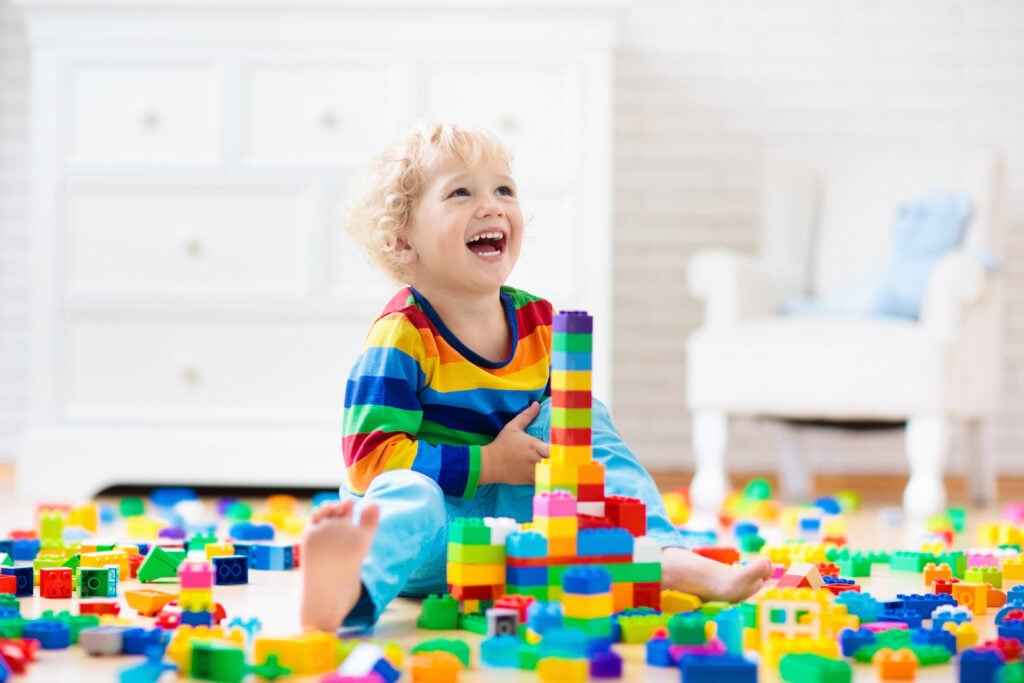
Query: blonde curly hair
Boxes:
[{"xmin": 344, "ymin": 121, "xmax": 514, "ymax": 284}]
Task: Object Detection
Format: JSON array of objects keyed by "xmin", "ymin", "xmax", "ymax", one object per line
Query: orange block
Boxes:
[
  {"xmin": 611, "ymin": 582, "xmax": 634, "ymax": 612},
  {"xmin": 951, "ymin": 582, "xmax": 989, "ymax": 615},
  {"xmin": 124, "ymin": 588, "xmax": 178, "ymax": 617},
  {"xmin": 411, "ymin": 651, "xmax": 462, "ymax": 683},
  {"xmin": 923, "ymin": 562, "xmax": 952, "ymax": 587},
  {"xmin": 873, "ymin": 648, "xmax": 919, "ymax": 681}
]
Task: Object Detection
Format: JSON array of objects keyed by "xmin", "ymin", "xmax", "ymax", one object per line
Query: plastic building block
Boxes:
[
  {"xmin": 79, "ymin": 566, "xmax": 118, "ymax": 598},
  {"xmin": 506, "ymin": 531, "xmax": 548, "ymax": 559},
  {"xmin": 190, "ymin": 641, "xmax": 246, "ymax": 683},
  {"xmin": 678, "ymin": 653, "xmax": 756, "ymax": 682},
  {"xmin": 481, "ymin": 633, "xmax": 520, "ymax": 668},
  {"xmin": 137, "ymin": 547, "xmax": 185, "ymax": 583},
  {"xmin": 121, "ymin": 628, "xmax": 166, "ymax": 656},
  {"xmin": 39, "ymin": 567, "xmax": 72, "ymax": 599},
  {"xmin": 22, "ymin": 619, "xmax": 71, "ymax": 649},
  {"xmin": 79, "ymin": 625, "xmax": 129, "ymax": 656},
  {"xmin": 411, "ymin": 639, "xmax": 470, "ymax": 668},
  {"xmin": 577, "ymin": 528, "xmax": 633, "ymax": 557},
  {"xmin": 562, "ymin": 566, "xmax": 611, "ymax": 595},
  {"xmin": 839, "ymin": 628, "xmax": 876, "ymax": 657},
  {"xmin": 778, "ymin": 652, "xmax": 852, "ymax": 683},
  {"xmin": 603, "ymin": 496, "xmax": 646, "ymax": 537},
  {"xmin": 249, "ymin": 544, "xmax": 294, "ymax": 571},
  {"xmin": 872, "ymin": 647, "xmax": 918, "ymax": 680},
  {"xmin": 0, "ymin": 568, "xmax": 32, "ymax": 598},
  {"xmin": 959, "ymin": 648, "xmax": 1003, "ymax": 683},
  {"xmin": 178, "ymin": 559, "xmax": 213, "ymax": 588},
  {"xmin": 125, "ymin": 589, "xmax": 177, "ymax": 617},
  {"xmin": 485, "ymin": 608, "xmax": 519, "ymax": 637},
  {"xmin": 777, "ymin": 562, "xmax": 825, "ymax": 590},
  {"xmin": 212, "ymin": 555, "xmax": 249, "ymax": 586},
  {"xmin": 409, "ymin": 650, "xmax": 461, "ymax": 683},
  {"xmin": 338, "ymin": 642, "xmax": 400, "ymax": 683}
]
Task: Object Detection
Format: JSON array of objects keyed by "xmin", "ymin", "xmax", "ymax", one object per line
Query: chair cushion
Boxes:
[
  {"xmin": 784, "ymin": 191, "xmax": 972, "ymax": 319},
  {"xmin": 686, "ymin": 317, "xmax": 951, "ymax": 419}
]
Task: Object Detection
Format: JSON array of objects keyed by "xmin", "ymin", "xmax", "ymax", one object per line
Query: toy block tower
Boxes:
[
  {"xmin": 561, "ymin": 567, "xmax": 614, "ymax": 641},
  {"xmin": 178, "ymin": 559, "xmax": 215, "ymax": 626},
  {"xmin": 538, "ymin": 311, "xmax": 606, "ymax": 502},
  {"xmin": 534, "ymin": 491, "xmax": 578, "ymax": 558},
  {"xmin": 446, "ymin": 518, "xmax": 506, "ymax": 602}
]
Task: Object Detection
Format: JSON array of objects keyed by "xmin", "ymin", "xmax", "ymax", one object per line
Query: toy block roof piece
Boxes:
[{"xmin": 776, "ymin": 561, "xmax": 825, "ymax": 590}]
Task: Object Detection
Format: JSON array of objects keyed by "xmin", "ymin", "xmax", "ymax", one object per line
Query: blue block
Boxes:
[
  {"xmin": 371, "ymin": 656, "xmax": 400, "ymax": 683},
  {"xmin": 22, "ymin": 619, "xmax": 71, "ymax": 649},
  {"xmin": 1, "ymin": 566, "xmax": 33, "ymax": 597},
  {"xmin": 911, "ymin": 626, "xmax": 957, "ymax": 655},
  {"xmin": 526, "ymin": 601, "xmax": 563, "ymax": 635},
  {"xmin": 880, "ymin": 608, "xmax": 922, "ymax": 629},
  {"xmin": 714, "ymin": 608, "xmax": 745, "ymax": 654},
  {"xmin": 679, "ymin": 653, "xmax": 757, "ymax": 682},
  {"xmin": 480, "ymin": 634, "xmax": 520, "ymax": 668},
  {"xmin": 0, "ymin": 541, "xmax": 12, "ymax": 559},
  {"xmin": 179, "ymin": 611, "xmax": 213, "ymax": 627},
  {"xmin": 506, "ymin": 565, "xmax": 547, "ymax": 587},
  {"xmin": 959, "ymin": 648, "xmax": 1002, "ymax": 683},
  {"xmin": 646, "ymin": 637, "xmax": 673, "ymax": 667},
  {"xmin": 836, "ymin": 591, "xmax": 882, "ymax": 622},
  {"xmin": 577, "ymin": 528, "xmax": 633, "ymax": 557},
  {"xmin": 122, "ymin": 628, "xmax": 166, "ymax": 655},
  {"xmin": 998, "ymin": 621, "xmax": 1024, "ymax": 642},
  {"xmin": 540, "ymin": 627, "xmax": 590, "ymax": 658},
  {"xmin": 933, "ymin": 610, "xmax": 971, "ymax": 629},
  {"xmin": 897, "ymin": 592, "xmax": 957, "ymax": 619},
  {"xmin": 505, "ymin": 531, "xmax": 547, "ymax": 558},
  {"xmin": 250, "ymin": 544, "xmax": 293, "ymax": 571},
  {"xmin": 551, "ymin": 350, "xmax": 592, "ymax": 371},
  {"xmin": 562, "ymin": 566, "xmax": 611, "ymax": 595},
  {"xmin": 839, "ymin": 628, "xmax": 876, "ymax": 657},
  {"xmin": 823, "ymin": 576, "xmax": 855, "ymax": 586},
  {"xmin": 212, "ymin": 555, "xmax": 249, "ymax": 585},
  {"xmin": 229, "ymin": 522, "xmax": 274, "ymax": 541},
  {"xmin": 12, "ymin": 539, "xmax": 40, "ymax": 562}
]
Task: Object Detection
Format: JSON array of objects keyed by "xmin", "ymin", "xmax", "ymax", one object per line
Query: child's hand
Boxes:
[{"xmin": 479, "ymin": 402, "xmax": 550, "ymax": 486}]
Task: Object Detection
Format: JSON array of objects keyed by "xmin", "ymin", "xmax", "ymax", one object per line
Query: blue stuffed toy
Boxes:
[{"xmin": 784, "ymin": 190, "xmax": 973, "ymax": 319}]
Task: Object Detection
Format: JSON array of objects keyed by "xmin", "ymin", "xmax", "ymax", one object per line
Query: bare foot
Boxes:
[
  {"xmin": 299, "ymin": 499, "xmax": 379, "ymax": 632},
  {"xmin": 661, "ymin": 548, "xmax": 773, "ymax": 603}
]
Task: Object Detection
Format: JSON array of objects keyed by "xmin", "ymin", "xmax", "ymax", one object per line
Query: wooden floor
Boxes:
[{"xmin": 1, "ymin": 461, "xmax": 1020, "ymax": 682}]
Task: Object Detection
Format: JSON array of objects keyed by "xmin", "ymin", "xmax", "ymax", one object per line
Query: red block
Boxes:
[
  {"xmin": 578, "ymin": 514, "xmax": 614, "ymax": 530},
  {"xmin": 494, "ymin": 594, "xmax": 536, "ymax": 622},
  {"xmin": 550, "ymin": 427, "xmax": 591, "ymax": 446},
  {"xmin": 79, "ymin": 600, "xmax": 120, "ymax": 616},
  {"xmin": 39, "ymin": 567, "xmax": 72, "ymax": 599},
  {"xmin": 449, "ymin": 584, "xmax": 503, "ymax": 601},
  {"xmin": 826, "ymin": 583, "xmax": 862, "ymax": 595},
  {"xmin": 551, "ymin": 390, "xmax": 592, "ymax": 409},
  {"xmin": 128, "ymin": 553, "xmax": 144, "ymax": 579},
  {"xmin": 693, "ymin": 547, "xmax": 740, "ymax": 566},
  {"xmin": 634, "ymin": 582, "xmax": 661, "ymax": 610},
  {"xmin": 817, "ymin": 562, "xmax": 840, "ymax": 578},
  {"xmin": 576, "ymin": 484, "xmax": 604, "ymax": 503},
  {"xmin": 605, "ymin": 496, "xmax": 647, "ymax": 537},
  {"xmin": 0, "ymin": 575, "xmax": 16, "ymax": 595},
  {"xmin": 934, "ymin": 577, "xmax": 961, "ymax": 595}
]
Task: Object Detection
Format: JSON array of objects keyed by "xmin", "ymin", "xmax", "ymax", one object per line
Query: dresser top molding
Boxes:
[{"xmin": 15, "ymin": 0, "xmax": 629, "ymax": 49}]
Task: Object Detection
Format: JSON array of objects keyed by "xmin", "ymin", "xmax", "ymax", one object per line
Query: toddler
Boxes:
[{"xmin": 299, "ymin": 122, "xmax": 772, "ymax": 632}]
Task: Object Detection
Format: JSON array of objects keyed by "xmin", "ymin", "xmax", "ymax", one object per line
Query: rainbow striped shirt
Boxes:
[{"xmin": 343, "ymin": 286, "xmax": 553, "ymax": 498}]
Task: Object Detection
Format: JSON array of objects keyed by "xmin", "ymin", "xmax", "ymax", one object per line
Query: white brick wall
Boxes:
[
  {"xmin": 612, "ymin": 0, "xmax": 1024, "ymax": 477},
  {"xmin": 1, "ymin": 0, "xmax": 1022, "ymax": 481}
]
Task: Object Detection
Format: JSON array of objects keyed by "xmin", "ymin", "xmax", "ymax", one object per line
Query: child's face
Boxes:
[{"xmin": 400, "ymin": 153, "xmax": 523, "ymax": 298}]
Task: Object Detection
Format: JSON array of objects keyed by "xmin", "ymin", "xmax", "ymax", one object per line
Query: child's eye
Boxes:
[
  {"xmin": 447, "ymin": 188, "xmax": 470, "ymax": 198},
  {"xmin": 496, "ymin": 186, "xmax": 515, "ymax": 197}
]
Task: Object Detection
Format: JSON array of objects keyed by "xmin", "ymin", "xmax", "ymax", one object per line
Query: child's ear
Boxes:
[{"xmin": 392, "ymin": 235, "xmax": 417, "ymax": 264}]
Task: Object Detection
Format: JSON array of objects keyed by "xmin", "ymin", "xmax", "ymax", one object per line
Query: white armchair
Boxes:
[{"xmin": 685, "ymin": 150, "xmax": 1003, "ymax": 520}]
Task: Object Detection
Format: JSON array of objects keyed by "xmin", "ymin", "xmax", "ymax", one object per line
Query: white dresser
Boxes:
[{"xmin": 17, "ymin": 1, "xmax": 624, "ymax": 499}]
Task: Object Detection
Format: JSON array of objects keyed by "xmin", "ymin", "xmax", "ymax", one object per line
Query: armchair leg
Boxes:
[
  {"xmin": 964, "ymin": 420, "xmax": 997, "ymax": 507},
  {"xmin": 903, "ymin": 415, "xmax": 949, "ymax": 519},
  {"xmin": 690, "ymin": 410, "xmax": 730, "ymax": 522}
]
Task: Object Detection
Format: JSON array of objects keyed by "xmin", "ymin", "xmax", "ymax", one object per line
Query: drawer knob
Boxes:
[
  {"xmin": 183, "ymin": 237, "xmax": 203, "ymax": 257},
  {"xmin": 319, "ymin": 110, "xmax": 339, "ymax": 129},
  {"xmin": 139, "ymin": 108, "xmax": 161, "ymax": 129},
  {"xmin": 180, "ymin": 364, "xmax": 201, "ymax": 385}
]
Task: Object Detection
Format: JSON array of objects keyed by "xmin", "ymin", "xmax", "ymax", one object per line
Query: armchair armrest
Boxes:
[
  {"xmin": 687, "ymin": 248, "xmax": 781, "ymax": 327},
  {"xmin": 920, "ymin": 249, "xmax": 988, "ymax": 340}
]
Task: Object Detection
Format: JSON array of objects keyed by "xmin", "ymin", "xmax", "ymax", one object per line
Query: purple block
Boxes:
[
  {"xmin": 553, "ymin": 311, "xmax": 593, "ymax": 333},
  {"xmin": 590, "ymin": 650, "xmax": 622, "ymax": 679}
]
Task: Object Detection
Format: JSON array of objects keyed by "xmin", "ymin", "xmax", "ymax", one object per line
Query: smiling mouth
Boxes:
[{"xmin": 466, "ymin": 231, "xmax": 506, "ymax": 257}]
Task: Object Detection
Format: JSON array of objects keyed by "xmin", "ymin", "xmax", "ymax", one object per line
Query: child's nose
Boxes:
[{"xmin": 477, "ymin": 199, "xmax": 504, "ymax": 217}]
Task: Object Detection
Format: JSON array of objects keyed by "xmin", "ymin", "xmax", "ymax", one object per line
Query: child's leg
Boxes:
[
  {"xmin": 300, "ymin": 470, "xmax": 449, "ymax": 631},
  {"xmin": 528, "ymin": 398, "xmax": 772, "ymax": 603}
]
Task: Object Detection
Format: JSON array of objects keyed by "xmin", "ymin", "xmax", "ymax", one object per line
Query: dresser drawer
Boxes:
[
  {"xmin": 242, "ymin": 62, "xmax": 402, "ymax": 168},
  {"xmin": 62, "ymin": 314, "xmax": 367, "ymax": 425},
  {"xmin": 65, "ymin": 183, "xmax": 315, "ymax": 297},
  {"xmin": 67, "ymin": 60, "xmax": 225, "ymax": 167},
  {"xmin": 415, "ymin": 61, "xmax": 579, "ymax": 175}
]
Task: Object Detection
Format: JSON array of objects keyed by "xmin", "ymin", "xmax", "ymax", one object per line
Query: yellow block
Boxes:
[
  {"xmin": 661, "ymin": 590, "xmax": 702, "ymax": 614},
  {"xmin": 179, "ymin": 588, "xmax": 214, "ymax": 612},
  {"xmin": 253, "ymin": 633, "xmax": 337, "ymax": 676},
  {"xmin": 69, "ymin": 503, "xmax": 98, "ymax": 533},
  {"xmin": 537, "ymin": 656, "xmax": 588, "ymax": 683},
  {"xmin": 535, "ymin": 460, "xmax": 578, "ymax": 489},
  {"xmin": 80, "ymin": 550, "xmax": 130, "ymax": 580},
  {"xmin": 944, "ymin": 621, "xmax": 979, "ymax": 651},
  {"xmin": 549, "ymin": 444, "xmax": 593, "ymax": 465},
  {"xmin": 1003, "ymin": 556, "xmax": 1024, "ymax": 581},
  {"xmin": 445, "ymin": 562, "xmax": 504, "ymax": 586},
  {"xmin": 205, "ymin": 543, "xmax": 235, "ymax": 560},
  {"xmin": 562, "ymin": 592, "xmax": 614, "ymax": 619},
  {"xmin": 534, "ymin": 516, "xmax": 578, "ymax": 538},
  {"xmin": 763, "ymin": 635, "xmax": 839, "ymax": 669},
  {"xmin": 550, "ymin": 370, "xmax": 591, "ymax": 391},
  {"xmin": 125, "ymin": 516, "xmax": 168, "ymax": 539}
]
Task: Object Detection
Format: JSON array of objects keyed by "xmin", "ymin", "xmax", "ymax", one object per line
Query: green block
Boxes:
[
  {"xmin": 550, "ymin": 408, "xmax": 592, "ymax": 428},
  {"xmin": 517, "ymin": 643, "xmax": 541, "ymax": 671},
  {"xmin": 999, "ymin": 662, "xmax": 1024, "ymax": 683},
  {"xmin": 779, "ymin": 652, "xmax": 852, "ymax": 683},
  {"xmin": 935, "ymin": 551, "xmax": 967, "ymax": 579},
  {"xmin": 909, "ymin": 644, "xmax": 952, "ymax": 666},
  {"xmin": 62, "ymin": 554, "xmax": 80, "ymax": 570},
  {"xmin": 417, "ymin": 594, "xmax": 460, "ymax": 630},
  {"xmin": 458, "ymin": 612, "xmax": 488, "ymax": 635},
  {"xmin": 137, "ymin": 546, "xmax": 185, "ymax": 583},
  {"xmin": 412, "ymin": 638, "xmax": 471, "ymax": 667},
  {"xmin": 119, "ymin": 496, "xmax": 146, "ymax": 518},
  {"xmin": 225, "ymin": 501, "xmax": 252, "ymax": 521},
  {"xmin": 668, "ymin": 613, "xmax": 708, "ymax": 645},
  {"xmin": 738, "ymin": 602, "xmax": 758, "ymax": 628},
  {"xmin": 965, "ymin": 566, "xmax": 1002, "ymax": 589},
  {"xmin": 739, "ymin": 534, "xmax": 766, "ymax": 553},
  {"xmin": 742, "ymin": 478, "xmax": 772, "ymax": 501},
  {"xmin": 562, "ymin": 616, "xmax": 612, "ymax": 637},
  {"xmin": 191, "ymin": 641, "xmax": 247, "ymax": 683},
  {"xmin": 700, "ymin": 601, "xmax": 729, "ymax": 618},
  {"xmin": 446, "ymin": 543, "xmax": 505, "ymax": 564},
  {"xmin": 448, "ymin": 519, "xmax": 491, "ymax": 545},
  {"xmin": 947, "ymin": 507, "xmax": 967, "ymax": 533},
  {"xmin": 835, "ymin": 557, "xmax": 872, "ymax": 578},
  {"xmin": 535, "ymin": 481, "xmax": 578, "ymax": 496},
  {"xmin": 552, "ymin": 333, "xmax": 592, "ymax": 352},
  {"xmin": 891, "ymin": 551, "xmax": 929, "ymax": 572},
  {"xmin": 604, "ymin": 562, "xmax": 661, "ymax": 583},
  {"xmin": 79, "ymin": 566, "xmax": 118, "ymax": 598},
  {"xmin": 0, "ymin": 553, "xmax": 11, "ymax": 567},
  {"xmin": 506, "ymin": 585, "xmax": 547, "ymax": 601},
  {"xmin": 876, "ymin": 629, "xmax": 912, "ymax": 648},
  {"xmin": 0, "ymin": 616, "xmax": 26, "ymax": 638},
  {"xmin": 0, "ymin": 594, "xmax": 20, "ymax": 614}
]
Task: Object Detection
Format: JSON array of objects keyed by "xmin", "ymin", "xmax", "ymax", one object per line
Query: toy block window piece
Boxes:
[
  {"xmin": 486, "ymin": 607, "xmax": 519, "ymax": 637},
  {"xmin": 0, "ymin": 568, "xmax": 32, "ymax": 598},
  {"xmin": 39, "ymin": 567, "xmax": 72, "ymax": 599}
]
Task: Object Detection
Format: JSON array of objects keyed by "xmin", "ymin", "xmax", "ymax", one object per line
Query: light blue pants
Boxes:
[{"xmin": 339, "ymin": 399, "xmax": 683, "ymax": 627}]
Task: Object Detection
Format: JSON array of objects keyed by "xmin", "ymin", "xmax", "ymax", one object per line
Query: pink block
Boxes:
[
  {"xmin": 533, "ymin": 491, "xmax": 577, "ymax": 518},
  {"xmin": 178, "ymin": 560, "xmax": 213, "ymax": 588},
  {"xmin": 668, "ymin": 639, "xmax": 726, "ymax": 663},
  {"xmin": 770, "ymin": 564, "xmax": 786, "ymax": 580},
  {"xmin": 967, "ymin": 553, "xmax": 998, "ymax": 568},
  {"xmin": 1003, "ymin": 503, "xmax": 1024, "ymax": 525}
]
